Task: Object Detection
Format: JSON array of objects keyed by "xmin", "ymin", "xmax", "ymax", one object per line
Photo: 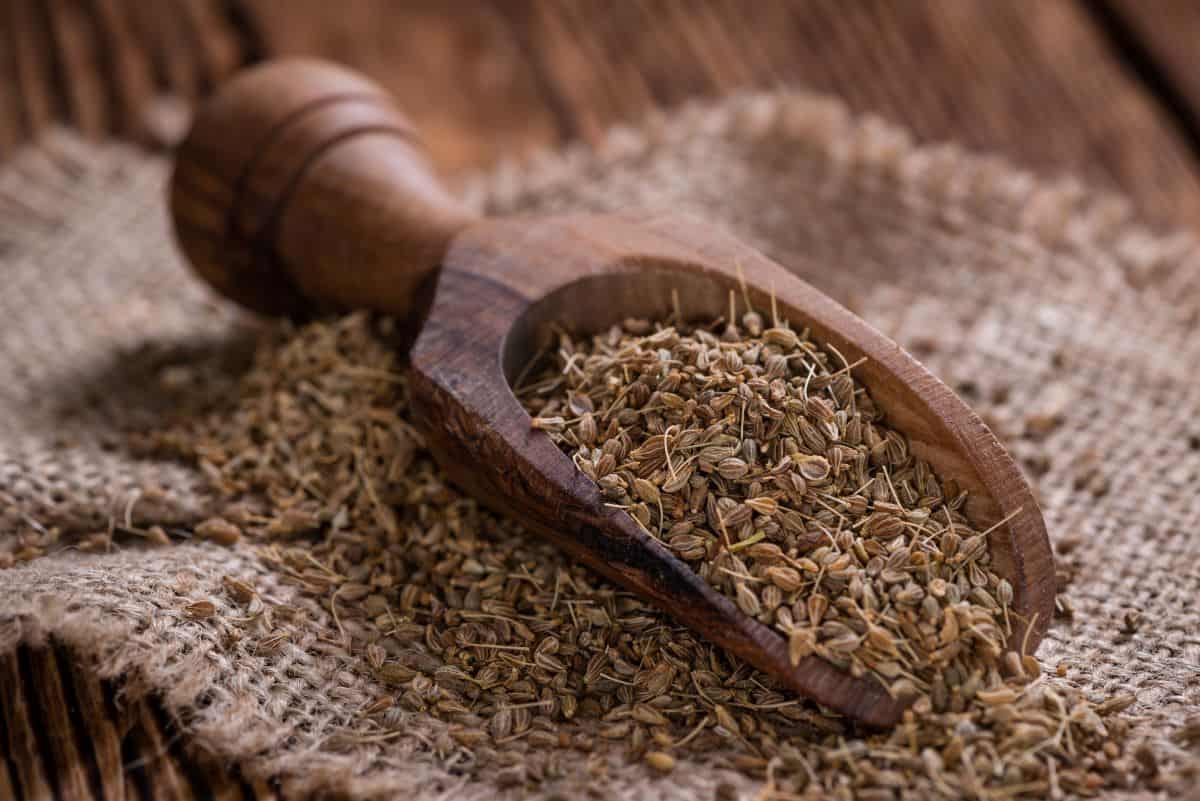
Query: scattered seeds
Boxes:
[
  {"xmin": 222, "ymin": 576, "xmax": 257, "ymax": 605},
  {"xmin": 195, "ymin": 517, "xmax": 242, "ymax": 546},
  {"xmin": 184, "ymin": 599, "xmax": 216, "ymax": 619},
  {"xmin": 139, "ymin": 312, "xmax": 1158, "ymax": 799}
]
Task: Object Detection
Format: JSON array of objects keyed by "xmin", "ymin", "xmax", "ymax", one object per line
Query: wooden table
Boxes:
[{"xmin": 3, "ymin": 2, "xmax": 1200, "ymax": 799}]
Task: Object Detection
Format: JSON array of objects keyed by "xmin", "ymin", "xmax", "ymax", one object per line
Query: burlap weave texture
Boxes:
[{"xmin": 1, "ymin": 95, "xmax": 1198, "ymax": 799}]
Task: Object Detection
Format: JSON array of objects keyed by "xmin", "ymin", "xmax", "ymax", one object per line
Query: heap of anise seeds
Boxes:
[{"xmin": 523, "ymin": 309, "xmax": 1017, "ymax": 711}]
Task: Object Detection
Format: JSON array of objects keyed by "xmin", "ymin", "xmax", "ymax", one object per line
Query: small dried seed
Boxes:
[
  {"xmin": 184, "ymin": 600, "xmax": 216, "ymax": 619},
  {"xmin": 222, "ymin": 576, "xmax": 257, "ymax": 604},
  {"xmin": 195, "ymin": 517, "xmax": 241, "ymax": 546},
  {"xmin": 645, "ymin": 751, "xmax": 676, "ymax": 773}
]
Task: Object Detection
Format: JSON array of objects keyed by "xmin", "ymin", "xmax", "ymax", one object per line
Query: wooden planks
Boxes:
[
  {"xmin": 496, "ymin": 0, "xmax": 1200, "ymax": 224},
  {"xmin": 0, "ymin": 646, "xmax": 251, "ymax": 801},
  {"xmin": 237, "ymin": 0, "xmax": 566, "ymax": 173},
  {"xmin": 0, "ymin": 0, "xmax": 247, "ymax": 150},
  {"xmin": 66, "ymin": 657, "xmax": 129, "ymax": 801},
  {"xmin": 0, "ymin": 0, "xmax": 1198, "ymax": 226},
  {"xmin": 2, "ymin": 651, "xmax": 55, "ymax": 801},
  {"xmin": 234, "ymin": 0, "xmax": 1200, "ymax": 225},
  {"xmin": 20, "ymin": 648, "xmax": 93, "ymax": 801},
  {"xmin": 44, "ymin": 0, "xmax": 111, "ymax": 138},
  {"xmin": 1104, "ymin": 0, "xmax": 1200, "ymax": 140}
]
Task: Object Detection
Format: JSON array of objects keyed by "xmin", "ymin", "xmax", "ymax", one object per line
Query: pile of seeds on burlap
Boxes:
[{"xmin": 135, "ymin": 312, "xmax": 1186, "ymax": 799}]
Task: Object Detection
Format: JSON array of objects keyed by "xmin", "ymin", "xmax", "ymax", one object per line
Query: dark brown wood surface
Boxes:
[
  {"xmin": 5, "ymin": 1, "xmax": 1200, "ymax": 223},
  {"xmin": 4, "ymin": 1, "xmax": 1200, "ymax": 799}
]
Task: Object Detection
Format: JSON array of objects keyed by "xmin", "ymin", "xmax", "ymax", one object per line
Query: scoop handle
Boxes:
[{"xmin": 170, "ymin": 59, "xmax": 477, "ymax": 318}]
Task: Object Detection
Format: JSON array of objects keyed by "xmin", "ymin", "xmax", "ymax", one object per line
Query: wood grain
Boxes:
[
  {"xmin": 485, "ymin": 0, "xmax": 1200, "ymax": 226},
  {"xmin": 2, "ymin": 652, "xmax": 56, "ymax": 801},
  {"xmin": 7, "ymin": 0, "xmax": 62, "ymax": 141},
  {"xmin": 0, "ymin": 740, "xmax": 19, "ymax": 801},
  {"xmin": 0, "ymin": 0, "xmax": 248, "ymax": 151},
  {"xmin": 237, "ymin": 0, "xmax": 566, "ymax": 172},
  {"xmin": 21, "ymin": 648, "xmax": 93, "ymax": 801},
  {"xmin": 2, "ymin": 1, "xmax": 1200, "ymax": 228},
  {"xmin": 89, "ymin": 0, "xmax": 164, "ymax": 144},
  {"xmin": 44, "ymin": 0, "xmax": 109, "ymax": 139},
  {"xmin": 211, "ymin": 0, "xmax": 1200, "ymax": 226},
  {"xmin": 170, "ymin": 60, "xmax": 476, "ymax": 318},
  {"xmin": 0, "ymin": 646, "xmax": 253, "ymax": 801},
  {"xmin": 1104, "ymin": 0, "xmax": 1200, "ymax": 144},
  {"xmin": 67, "ymin": 658, "xmax": 129, "ymax": 801},
  {"xmin": 0, "ymin": 4, "xmax": 28, "ymax": 152}
]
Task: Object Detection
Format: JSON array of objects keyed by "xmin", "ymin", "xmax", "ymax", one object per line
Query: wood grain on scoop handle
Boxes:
[{"xmin": 169, "ymin": 59, "xmax": 477, "ymax": 319}]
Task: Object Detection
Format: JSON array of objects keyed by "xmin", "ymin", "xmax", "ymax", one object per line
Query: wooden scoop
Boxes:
[{"xmin": 170, "ymin": 59, "xmax": 1054, "ymax": 728}]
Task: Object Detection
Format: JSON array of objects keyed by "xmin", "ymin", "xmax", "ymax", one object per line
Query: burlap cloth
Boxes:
[{"xmin": 2, "ymin": 94, "xmax": 1198, "ymax": 799}]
